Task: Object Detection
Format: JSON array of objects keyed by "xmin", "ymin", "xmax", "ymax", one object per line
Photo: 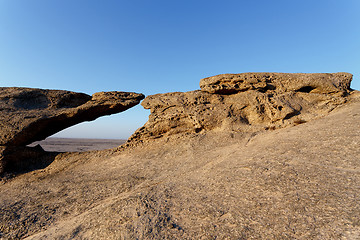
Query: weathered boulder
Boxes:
[
  {"xmin": 128, "ymin": 72, "xmax": 352, "ymax": 145},
  {"xmin": 0, "ymin": 87, "xmax": 144, "ymax": 173}
]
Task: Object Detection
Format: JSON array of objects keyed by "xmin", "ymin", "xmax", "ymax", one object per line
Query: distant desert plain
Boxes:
[{"xmin": 28, "ymin": 138, "xmax": 126, "ymax": 152}]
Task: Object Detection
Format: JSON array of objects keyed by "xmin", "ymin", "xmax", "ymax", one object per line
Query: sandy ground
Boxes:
[{"xmin": 28, "ymin": 138, "xmax": 126, "ymax": 152}]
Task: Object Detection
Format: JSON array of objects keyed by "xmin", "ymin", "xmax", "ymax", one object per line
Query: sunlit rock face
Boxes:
[
  {"xmin": 127, "ymin": 72, "xmax": 352, "ymax": 145},
  {"xmin": 199, "ymin": 72, "xmax": 352, "ymax": 94},
  {"xmin": 0, "ymin": 87, "xmax": 144, "ymax": 173}
]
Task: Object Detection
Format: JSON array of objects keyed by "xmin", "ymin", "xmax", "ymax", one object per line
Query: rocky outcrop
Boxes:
[
  {"xmin": 2, "ymin": 99, "xmax": 359, "ymax": 239},
  {"xmin": 0, "ymin": 88, "xmax": 144, "ymax": 173},
  {"xmin": 200, "ymin": 72, "xmax": 352, "ymax": 94},
  {"xmin": 128, "ymin": 72, "xmax": 352, "ymax": 144}
]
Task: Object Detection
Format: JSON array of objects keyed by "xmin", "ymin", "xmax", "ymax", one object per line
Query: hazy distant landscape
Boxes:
[{"xmin": 28, "ymin": 138, "xmax": 126, "ymax": 152}]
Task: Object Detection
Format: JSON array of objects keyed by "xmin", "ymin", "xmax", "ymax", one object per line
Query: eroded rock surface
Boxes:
[
  {"xmin": 0, "ymin": 88, "xmax": 144, "ymax": 173},
  {"xmin": 128, "ymin": 72, "xmax": 352, "ymax": 145},
  {"xmin": 200, "ymin": 72, "xmax": 352, "ymax": 94}
]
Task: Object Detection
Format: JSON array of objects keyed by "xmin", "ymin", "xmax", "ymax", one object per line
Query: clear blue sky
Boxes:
[{"xmin": 1, "ymin": 0, "xmax": 359, "ymax": 139}]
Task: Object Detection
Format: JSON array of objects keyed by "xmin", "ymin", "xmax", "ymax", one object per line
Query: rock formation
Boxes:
[
  {"xmin": 1, "ymin": 94, "xmax": 359, "ymax": 239},
  {"xmin": 0, "ymin": 88, "xmax": 144, "ymax": 173},
  {"xmin": 128, "ymin": 72, "xmax": 352, "ymax": 145},
  {"xmin": 0, "ymin": 73, "xmax": 359, "ymax": 239},
  {"xmin": 200, "ymin": 72, "xmax": 352, "ymax": 94}
]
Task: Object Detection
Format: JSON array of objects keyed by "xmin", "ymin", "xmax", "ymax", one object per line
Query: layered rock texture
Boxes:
[
  {"xmin": 0, "ymin": 88, "xmax": 144, "ymax": 173},
  {"xmin": 128, "ymin": 72, "xmax": 352, "ymax": 144}
]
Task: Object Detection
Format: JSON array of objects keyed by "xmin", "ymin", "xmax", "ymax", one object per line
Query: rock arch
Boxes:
[{"xmin": 0, "ymin": 88, "xmax": 144, "ymax": 173}]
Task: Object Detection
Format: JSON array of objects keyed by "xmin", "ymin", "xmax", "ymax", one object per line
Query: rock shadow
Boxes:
[{"xmin": 1, "ymin": 145, "xmax": 61, "ymax": 176}]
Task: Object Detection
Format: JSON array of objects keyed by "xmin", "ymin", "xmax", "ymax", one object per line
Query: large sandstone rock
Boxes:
[
  {"xmin": 0, "ymin": 88, "xmax": 144, "ymax": 173},
  {"xmin": 128, "ymin": 72, "xmax": 352, "ymax": 145}
]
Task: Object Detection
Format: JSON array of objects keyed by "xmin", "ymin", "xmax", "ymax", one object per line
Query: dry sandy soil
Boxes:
[
  {"xmin": 28, "ymin": 138, "xmax": 126, "ymax": 152},
  {"xmin": 0, "ymin": 98, "xmax": 359, "ymax": 239}
]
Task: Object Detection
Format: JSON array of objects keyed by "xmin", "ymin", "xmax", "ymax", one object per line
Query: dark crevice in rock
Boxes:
[
  {"xmin": 283, "ymin": 110, "xmax": 301, "ymax": 120},
  {"xmin": 295, "ymin": 86, "xmax": 316, "ymax": 93},
  {"xmin": 194, "ymin": 127, "xmax": 203, "ymax": 133}
]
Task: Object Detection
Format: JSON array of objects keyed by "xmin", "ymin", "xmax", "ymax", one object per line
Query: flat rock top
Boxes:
[
  {"xmin": 200, "ymin": 72, "xmax": 353, "ymax": 94},
  {"xmin": 0, "ymin": 87, "xmax": 90, "ymax": 110}
]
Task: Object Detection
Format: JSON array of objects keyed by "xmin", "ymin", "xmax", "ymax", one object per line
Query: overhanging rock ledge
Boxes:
[{"xmin": 0, "ymin": 88, "xmax": 144, "ymax": 173}]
